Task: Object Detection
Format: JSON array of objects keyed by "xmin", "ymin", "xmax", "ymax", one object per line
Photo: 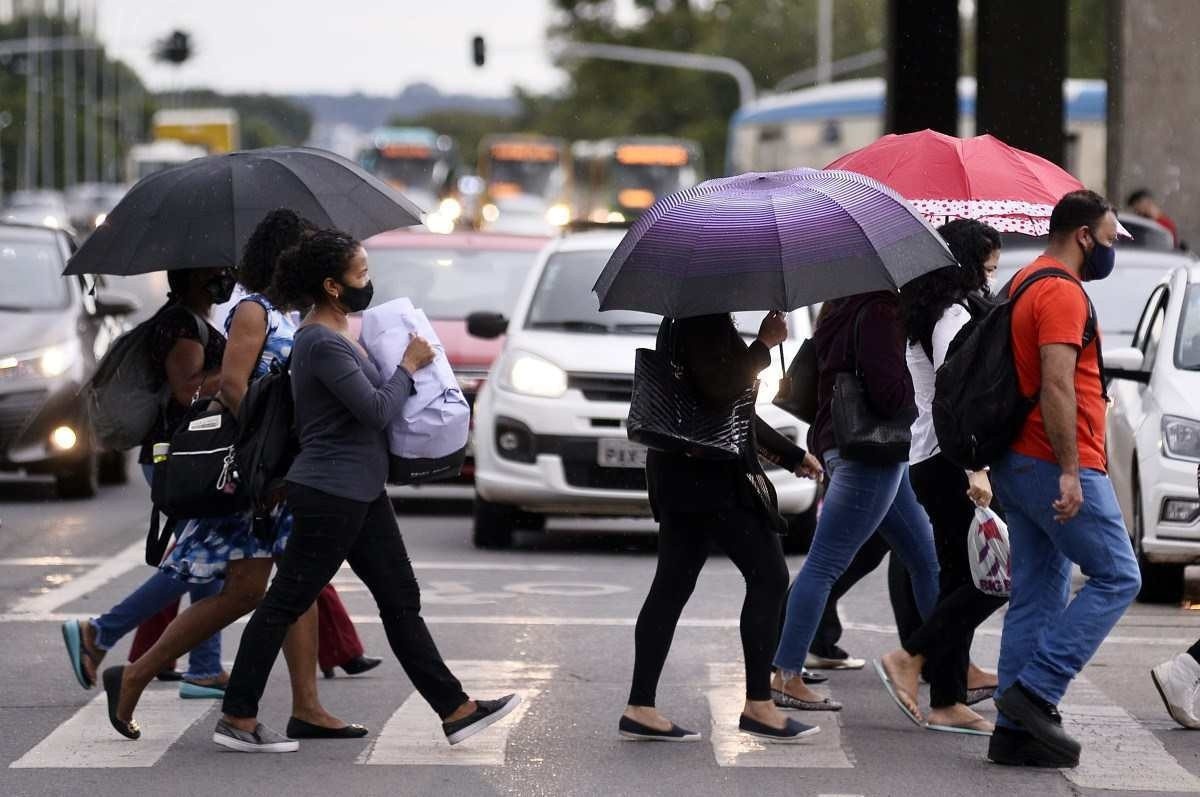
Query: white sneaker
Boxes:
[
  {"xmin": 805, "ymin": 653, "xmax": 866, "ymax": 670},
  {"xmin": 1151, "ymin": 653, "xmax": 1200, "ymax": 730}
]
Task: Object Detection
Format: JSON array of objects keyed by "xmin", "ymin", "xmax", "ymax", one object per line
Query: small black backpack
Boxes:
[
  {"xmin": 932, "ymin": 268, "xmax": 1103, "ymax": 471},
  {"xmin": 234, "ymin": 359, "xmax": 298, "ymax": 534}
]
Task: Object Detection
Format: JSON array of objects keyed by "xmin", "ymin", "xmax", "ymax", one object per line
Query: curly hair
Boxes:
[
  {"xmin": 238, "ymin": 209, "xmax": 317, "ymax": 293},
  {"xmin": 271, "ymin": 228, "xmax": 362, "ymax": 309},
  {"xmin": 901, "ymin": 219, "xmax": 1001, "ymax": 350}
]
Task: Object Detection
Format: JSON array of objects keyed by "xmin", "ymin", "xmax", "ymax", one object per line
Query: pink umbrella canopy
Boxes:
[{"xmin": 825, "ymin": 130, "xmax": 1101, "ymax": 236}]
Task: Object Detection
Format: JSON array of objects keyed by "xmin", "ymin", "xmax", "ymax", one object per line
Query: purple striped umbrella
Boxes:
[{"xmin": 593, "ymin": 168, "xmax": 957, "ymax": 317}]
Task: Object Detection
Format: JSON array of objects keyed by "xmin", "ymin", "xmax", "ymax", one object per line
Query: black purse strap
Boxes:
[{"xmin": 145, "ymin": 508, "xmax": 176, "ymax": 567}]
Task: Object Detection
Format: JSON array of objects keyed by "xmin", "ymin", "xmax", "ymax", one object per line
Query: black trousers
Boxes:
[
  {"xmin": 808, "ymin": 533, "xmax": 922, "ymax": 658},
  {"xmin": 903, "ymin": 454, "xmax": 1008, "ymax": 707},
  {"xmin": 222, "ymin": 484, "xmax": 468, "ymax": 720},
  {"xmin": 629, "ymin": 507, "xmax": 789, "ymax": 706}
]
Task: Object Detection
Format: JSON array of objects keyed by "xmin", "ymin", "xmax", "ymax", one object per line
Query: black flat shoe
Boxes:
[
  {"xmin": 155, "ymin": 669, "xmax": 184, "ymax": 682},
  {"xmin": 286, "ymin": 716, "xmax": 369, "ymax": 739},
  {"xmin": 738, "ymin": 714, "xmax": 821, "ymax": 743},
  {"xmin": 443, "ymin": 694, "xmax": 522, "ymax": 746},
  {"xmin": 102, "ymin": 666, "xmax": 140, "ymax": 740},
  {"xmin": 994, "ymin": 683, "xmax": 1081, "ymax": 761},
  {"xmin": 322, "ymin": 655, "xmax": 383, "ymax": 679},
  {"xmin": 802, "ymin": 669, "xmax": 828, "ymax": 685},
  {"xmin": 618, "ymin": 715, "xmax": 701, "ymax": 742},
  {"xmin": 987, "ymin": 725, "xmax": 1079, "ymax": 768}
]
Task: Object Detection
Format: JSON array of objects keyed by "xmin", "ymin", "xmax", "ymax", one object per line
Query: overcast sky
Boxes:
[{"xmin": 96, "ymin": 0, "xmax": 632, "ymax": 97}]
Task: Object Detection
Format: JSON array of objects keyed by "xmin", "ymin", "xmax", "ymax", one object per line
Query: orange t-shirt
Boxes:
[{"xmin": 1009, "ymin": 256, "xmax": 1108, "ymax": 473}]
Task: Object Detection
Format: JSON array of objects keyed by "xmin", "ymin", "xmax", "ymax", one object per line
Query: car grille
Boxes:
[
  {"xmin": 568, "ymin": 373, "xmax": 634, "ymax": 403},
  {"xmin": 0, "ymin": 390, "xmax": 46, "ymax": 449},
  {"xmin": 550, "ymin": 438, "xmax": 646, "ymax": 491}
]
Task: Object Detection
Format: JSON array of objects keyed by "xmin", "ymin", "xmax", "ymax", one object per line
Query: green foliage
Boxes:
[{"xmin": 1068, "ymin": 0, "xmax": 1108, "ymax": 79}]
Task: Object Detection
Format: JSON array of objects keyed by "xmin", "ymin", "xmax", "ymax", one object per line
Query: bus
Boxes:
[
  {"xmin": 571, "ymin": 137, "xmax": 703, "ymax": 223},
  {"xmin": 727, "ymin": 78, "xmax": 1107, "ymax": 189},
  {"xmin": 476, "ymin": 134, "xmax": 571, "ymax": 234},
  {"xmin": 359, "ymin": 127, "xmax": 459, "ymax": 215}
]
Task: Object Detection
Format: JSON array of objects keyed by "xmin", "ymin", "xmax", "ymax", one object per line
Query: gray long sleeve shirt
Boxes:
[{"xmin": 286, "ymin": 324, "xmax": 413, "ymax": 502}]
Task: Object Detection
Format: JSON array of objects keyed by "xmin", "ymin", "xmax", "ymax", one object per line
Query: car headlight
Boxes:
[
  {"xmin": 1162, "ymin": 415, "xmax": 1200, "ymax": 461},
  {"xmin": 93, "ymin": 212, "xmax": 107, "ymax": 228},
  {"xmin": 0, "ymin": 341, "xmax": 80, "ymax": 381},
  {"xmin": 545, "ymin": 203, "xmax": 571, "ymax": 227},
  {"xmin": 438, "ymin": 197, "xmax": 463, "ymax": 221},
  {"xmin": 500, "ymin": 351, "xmax": 568, "ymax": 398},
  {"xmin": 424, "ymin": 211, "xmax": 455, "ymax": 235},
  {"xmin": 481, "ymin": 203, "xmax": 500, "ymax": 223}
]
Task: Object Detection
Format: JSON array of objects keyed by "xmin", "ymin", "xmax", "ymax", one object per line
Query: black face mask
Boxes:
[
  {"xmin": 337, "ymin": 280, "xmax": 374, "ymax": 313},
  {"xmin": 205, "ymin": 272, "xmax": 237, "ymax": 304}
]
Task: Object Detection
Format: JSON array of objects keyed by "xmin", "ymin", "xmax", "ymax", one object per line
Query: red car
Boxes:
[{"xmin": 359, "ymin": 229, "xmax": 549, "ymax": 499}]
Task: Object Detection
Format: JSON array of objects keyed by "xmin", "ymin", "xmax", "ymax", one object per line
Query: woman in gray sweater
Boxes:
[{"xmin": 214, "ymin": 229, "xmax": 519, "ymax": 754}]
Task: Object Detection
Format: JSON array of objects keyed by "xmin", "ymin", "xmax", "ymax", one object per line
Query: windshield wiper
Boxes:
[
  {"xmin": 612, "ymin": 323, "xmax": 661, "ymax": 335},
  {"xmin": 528, "ymin": 320, "xmax": 611, "ymax": 333},
  {"xmin": 0, "ymin": 305, "xmax": 35, "ymax": 313}
]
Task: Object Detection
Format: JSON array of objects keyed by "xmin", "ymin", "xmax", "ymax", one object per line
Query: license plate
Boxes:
[{"xmin": 597, "ymin": 439, "xmax": 647, "ymax": 469}]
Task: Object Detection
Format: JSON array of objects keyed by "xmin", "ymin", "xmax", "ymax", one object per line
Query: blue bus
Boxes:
[{"xmin": 727, "ymin": 78, "xmax": 1107, "ymax": 189}]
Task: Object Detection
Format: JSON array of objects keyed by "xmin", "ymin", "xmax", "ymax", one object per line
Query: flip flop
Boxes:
[
  {"xmin": 61, "ymin": 620, "xmax": 92, "ymax": 689},
  {"xmin": 179, "ymin": 681, "xmax": 226, "ymax": 700},
  {"xmin": 873, "ymin": 659, "xmax": 923, "ymax": 727},
  {"xmin": 926, "ymin": 718, "xmax": 995, "ymax": 736}
]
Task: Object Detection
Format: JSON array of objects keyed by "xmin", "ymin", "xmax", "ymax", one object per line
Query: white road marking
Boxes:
[
  {"xmin": 358, "ymin": 660, "xmax": 552, "ymax": 767},
  {"xmin": 9, "ymin": 687, "xmax": 214, "ymax": 769},
  {"xmin": 503, "ymin": 582, "xmax": 630, "ymax": 597},
  {"xmin": 1061, "ymin": 675, "xmax": 1200, "ymax": 792},
  {"xmin": 0, "ymin": 556, "xmax": 108, "ymax": 566},
  {"xmin": 341, "ymin": 561, "xmax": 582, "ymax": 572},
  {"xmin": 6, "ymin": 541, "xmax": 143, "ymax": 616},
  {"xmin": 0, "ymin": 611, "xmax": 1192, "ymax": 649},
  {"xmin": 705, "ymin": 662, "xmax": 851, "ymax": 769}
]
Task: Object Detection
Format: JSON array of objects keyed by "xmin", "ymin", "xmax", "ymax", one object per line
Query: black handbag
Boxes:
[
  {"xmin": 152, "ymin": 397, "xmax": 249, "ymax": 520},
  {"xmin": 773, "ymin": 338, "xmax": 818, "ymax": 423},
  {"xmin": 626, "ymin": 322, "xmax": 757, "ymax": 461},
  {"xmin": 831, "ymin": 304, "xmax": 914, "ymax": 464}
]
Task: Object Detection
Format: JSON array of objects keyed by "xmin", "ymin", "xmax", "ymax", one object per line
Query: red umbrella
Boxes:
[{"xmin": 825, "ymin": 130, "xmax": 1089, "ymax": 236}]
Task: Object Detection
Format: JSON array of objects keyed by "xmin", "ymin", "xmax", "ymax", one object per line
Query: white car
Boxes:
[
  {"xmin": 1107, "ymin": 265, "xmax": 1200, "ymax": 603},
  {"xmin": 467, "ymin": 229, "xmax": 819, "ymax": 550}
]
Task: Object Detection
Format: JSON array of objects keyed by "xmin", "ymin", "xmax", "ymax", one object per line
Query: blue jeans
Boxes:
[
  {"xmin": 88, "ymin": 466, "xmax": 223, "ymax": 680},
  {"xmin": 774, "ymin": 450, "xmax": 941, "ymax": 672},
  {"xmin": 990, "ymin": 452, "xmax": 1140, "ymax": 727}
]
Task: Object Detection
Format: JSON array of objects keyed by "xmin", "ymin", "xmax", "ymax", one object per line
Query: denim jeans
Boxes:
[
  {"xmin": 990, "ymin": 452, "xmax": 1140, "ymax": 727},
  {"xmin": 774, "ymin": 450, "xmax": 941, "ymax": 672},
  {"xmin": 87, "ymin": 465, "xmax": 223, "ymax": 680}
]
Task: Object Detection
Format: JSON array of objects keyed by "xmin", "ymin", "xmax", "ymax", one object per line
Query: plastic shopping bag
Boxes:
[{"xmin": 967, "ymin": 506, "xmax": 1011, "ymax": 597}]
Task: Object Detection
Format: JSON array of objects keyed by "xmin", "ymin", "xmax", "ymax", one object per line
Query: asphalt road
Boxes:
[{"xmin": 2, "ymin": 474, "xmax": 1200, "ymax": 797}]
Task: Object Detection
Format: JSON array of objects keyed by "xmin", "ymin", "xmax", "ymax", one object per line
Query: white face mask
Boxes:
[{"xmin": 986, "ymin": 275, "xmax": 998, "ymax": 293}]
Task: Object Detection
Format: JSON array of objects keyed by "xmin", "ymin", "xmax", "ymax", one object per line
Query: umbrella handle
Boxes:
[{"xmin": 775, "ymin": 343, "xmax": 793, "ymax": 402}]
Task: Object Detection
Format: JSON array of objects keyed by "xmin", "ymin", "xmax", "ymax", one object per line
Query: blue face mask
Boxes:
[{"xmin": 1082, "ymin": 231, "xmax": 1116, "ymax": 282}]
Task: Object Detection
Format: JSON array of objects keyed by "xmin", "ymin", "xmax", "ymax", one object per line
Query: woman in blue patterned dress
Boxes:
[{"xmin": 103, "ymin": 211, "xmax": 363, "ymax": 740}]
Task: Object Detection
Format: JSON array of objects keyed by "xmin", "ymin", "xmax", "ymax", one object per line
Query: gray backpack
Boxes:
[{"xmin": 84, "ymin": 305, "xmax": 208, "ymax": 451}]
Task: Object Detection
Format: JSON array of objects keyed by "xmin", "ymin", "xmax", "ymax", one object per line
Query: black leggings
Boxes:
[
  {"xmin": 629, "ymin": 507, "xmax": 789, "ymax": 706},
  {"xmin": 903, "ymin": 455, "xmax": 1008, "ymax": 708},
  {"xmin": 222, "ymin": 484, "xmax": 468, "ymax": 720}
]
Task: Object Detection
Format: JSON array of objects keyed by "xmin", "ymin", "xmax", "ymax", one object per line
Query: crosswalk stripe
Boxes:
[
  {"xmin": 358, "ymin": 660, "xmax": 553, "ymax": 767},
  {"xmin": 6, "ymin": 541, "xmax": 143, "ymax": 616},
  {"xmin": 9, "ymin": 687, "xmax": 214, "ymax": 769},
  {"xmin": 1061, "ymin": 675, "xmax": 1200, "ymax": 792},
  {"xmin": 705, "ymin": 663, "xmax": 852, "ymax": 768}
]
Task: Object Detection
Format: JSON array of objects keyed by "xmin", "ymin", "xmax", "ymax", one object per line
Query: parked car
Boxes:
[
  {"xmin": 360, "ymin": 229, "xmax": 549, "ymax": 500},
  {"xmin": 65, "ymin": 182, "xmax": 128, "ymax": 233},
  {"xmin": 1106, "ymin": 265, "xmax": 1200, "ymax": 603},
  {"xmin": 0, "ymin": 222, "xmax": 138, "ymax": 497},
  {"xmin": 467, "ymin": 229, "xmax": 819, "ymax": 550},
  {"xmin": 996, "ymin": 244, "xmax": 1197, "ymax": 348},
  {"xmin": 3, "ymin": 189, "xmax": 72, "ymax": 233}
]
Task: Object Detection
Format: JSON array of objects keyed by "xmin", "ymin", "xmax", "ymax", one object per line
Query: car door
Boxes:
[{"xmin": 1108, "ymin": 283, "xmax": 1167, "ymax": 524}]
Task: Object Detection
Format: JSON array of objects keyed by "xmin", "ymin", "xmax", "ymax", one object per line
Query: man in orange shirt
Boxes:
[{"xmin": 987, "ymin": 191, "xmax": 1141, "ymax": 769}]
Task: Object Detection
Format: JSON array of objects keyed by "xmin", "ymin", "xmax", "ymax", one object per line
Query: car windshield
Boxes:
[
  {"xmin": 995, "ymin": 260, "xmax": 1179, "ymax": 344},
  {"xmin": 0, "ymin": 229, "xmax": 69, "ymax": 311},
  {"xmin": 1175, "ymin": 285, "xmax": 1200, "ymax": 370},
  {"xmin": 366, "ymin": 245, "xmax": 539, "ymax": 319},
  {"xmin": 374, "ymin": 156, "xmax": 438, "ymax": 188},
  {"xmin": 489, "ymin": 160, "xmax": 561, "ymax": 198},
  {"xmin": 527, "ymin": 249, "xmax": 789, "ymax": 337}
]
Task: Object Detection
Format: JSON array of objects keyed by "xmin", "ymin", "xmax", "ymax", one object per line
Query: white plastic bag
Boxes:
[
  {"xmin": 967, "ymin": 505, "xmax": 1011, "ymax": 597},
  {"xmin": 361, "ymin": 298, "xmax": 471, "ymax": 484}
]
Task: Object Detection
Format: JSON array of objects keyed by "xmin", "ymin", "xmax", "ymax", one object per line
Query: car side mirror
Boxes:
[
  {"xmin": 467, "ymin": 311, "xmax": 508, "ymax": 340},
  {"xmin": 94, "ymin": 289, "xmax": 140, "ymax": 318},
  {"xmin": 1103, "ymin": 346, "xmax": 1151, "ymax": 384}
]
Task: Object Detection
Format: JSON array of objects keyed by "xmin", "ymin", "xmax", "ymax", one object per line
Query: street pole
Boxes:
[
  {"xmin": 83, "ymin": 0, "xmax": 96, "ymax": 183},
  {"xmin": 62, "ymin": 0, "xmax": 76, "ymax": 188},
  {"xmin": 554, "ymin": 41, "xmax": 756, "ymax": 107},
  {"xmin": 41, "ymin": 0, "xmax": 56, "ymax": 189},
  {"xmin": 816, "ymin": 0, "xmax": 833, "ymax": 85},
  {"xmin": 23, "ymin": 2, "xmax": 38, "ymax": 190}
]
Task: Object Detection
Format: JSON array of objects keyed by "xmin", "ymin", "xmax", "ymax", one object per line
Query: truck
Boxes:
[{"xmin": 151, "ymin": 108, "xmax": 241, "ymax": 155}]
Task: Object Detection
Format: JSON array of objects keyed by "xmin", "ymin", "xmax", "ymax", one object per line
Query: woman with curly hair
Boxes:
[
  {"xmin": 874, "ymin": 218, "xmax": 1008, "ymax": 736},
  {"xmin": 100, "ymin": 211, "xmax": 363, "ymax": 743},
  {"xmin": 213, "ymin": 228, "xmax": 519, "ymax": 753}
]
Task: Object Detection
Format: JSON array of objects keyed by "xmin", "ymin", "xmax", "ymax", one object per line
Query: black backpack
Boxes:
[
  {"xmin": 931, "ymin": 268, "xmax": 1104, "ymax": 471},
  {"xmin": 233, "ymin": 358, "xmax": 298, "ymax": 536}
]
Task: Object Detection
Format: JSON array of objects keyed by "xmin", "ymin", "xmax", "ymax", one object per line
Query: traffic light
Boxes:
[
  {"xmin": 472, "ymin": 35, "xmax": 486, "ymax": 67},
  {"xmin": 155, "ymin": 30, "xmax": 192, "ymax": 65}
]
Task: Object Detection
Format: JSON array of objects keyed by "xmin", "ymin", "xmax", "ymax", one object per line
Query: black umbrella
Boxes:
[{"xmin": 64, "ymin": 146, "xmax": 424, "ymax": 276}]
